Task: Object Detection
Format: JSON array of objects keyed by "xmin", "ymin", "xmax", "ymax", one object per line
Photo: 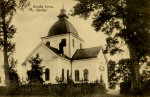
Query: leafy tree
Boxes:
[
  {"xmin": 117, "ymin": 59, "xmax": 131, "ymax": 82},
  {"xmin": 140, "ymin": 55, "xmax": 150, "ymax": 81},
  {"xmin": 108, "ymin": 60, "xmax": 117, "ymax": 88},
  {"xmin": 8, "ymin": 56, "xmax": 20, "ymax": 86},
  {"xmin": 108, "ymin": 59, "xmax": 131, "ymax": 89},
  {"xmin": 27, "ymin": 54, "xmax": 44, "ymax": 85},
  {"xmin": 0, "ymin": 0, "xmax": 30, "ymax": 87},
  {"xmin": 72, "ymin": 0, "xmax": 150, "ymax": 94},
  {"xmin": 108, "ymin": 58, "xmax": 150, "ymax": 91}
]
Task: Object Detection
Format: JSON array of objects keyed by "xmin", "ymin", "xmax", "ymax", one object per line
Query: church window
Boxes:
[
  {"xmin": 84, "ymin": 69, "xmax": 89, "ymax": 81},
  {"xmin": 72, "ymin": 39, "xmax": 75, "ymax": 47},
  {"xmin": 67, "ymin": 70, "xmax": 69, "ymax": 81},
  {"xmin": 80, "ymin": 43, "xmax": 82, "ymax": 49},
  {"xmin": 75, "ymin": 70, "xmax": 79, "ymax": 81},
  {"xmin": 46, "ymin": 41, "xmax": 50, "ymax": 46},
  {"xmin": 45, "ymin": 68, "xmax": 50, "ymax": 81},
  {"xmin": 62, "ymin": 69, "xmax": 64, "ymax": 81},
  {"xmin": 100, "ymin": 75, "xmax": 103, "ymax": 83}
]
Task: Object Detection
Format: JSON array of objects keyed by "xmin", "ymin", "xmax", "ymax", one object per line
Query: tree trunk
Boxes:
[
  {"xmin": 3, "ymin": 43, "xmax": 10, "ymax": 87},
  {"xmin": 128, "ymin": 43, "xmax": 141, "ymax": 94},
  {"xmin": 2, "ymin": 10, "xmax": 10, "ymax": 87}
]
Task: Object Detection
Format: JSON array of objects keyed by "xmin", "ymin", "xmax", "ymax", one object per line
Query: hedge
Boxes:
[{"xmin": 0, "ymin": 83, "xmax": 106, "ymax": 96}]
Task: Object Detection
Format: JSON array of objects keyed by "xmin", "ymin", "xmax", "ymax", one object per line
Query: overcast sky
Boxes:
[{"xmin": 0, "ymin": 0, "xmax": 129, "ymax": 74}]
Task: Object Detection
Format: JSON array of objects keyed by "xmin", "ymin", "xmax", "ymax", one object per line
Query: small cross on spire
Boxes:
[
  {"xmin": 62, "ymin": 2, "xmax": 64, "ymax": 9},
  {"xmin": 57, "ymin": 3, "xmax": 69, "ymax": 19}
]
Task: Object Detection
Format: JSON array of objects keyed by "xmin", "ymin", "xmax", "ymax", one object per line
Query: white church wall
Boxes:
[
  {"xmin": 41, "ymin": 34, "xmax": 70, "ymax": 57},
  {"xmin": 72, "ymin": 58, "xmax": 98, "ymax": 83},
  {"xmin": 71, "ymin": 50, "xmax": 108, "ymax": 89},
  {"xmin": 21, "ymin": 64, "xmax": 28, "ymax": 84},
  {"xmin": 57, "ymin": 58, "xmax": 71, "ymax": 82},
  {"xmin": 70, "ymin": 34, "xmax": 84, "ymax": 58},
  {"xmin": 42, "ymin": 59, "xmax": 59, "ymax": 84},
  {"xmin": 0, "ymin": 67, "xmax": 5, "ymax": 86},
  {"xmin": 96, "ymin": 49, "xmax": 108, "ymax": 89},
  {"xmin": 41, "ymin": 33, "xmax": 84, "ymax": 58},
  {"xmin": 22, "ymin": 59, "xmax": 59, "ymax": 84},
  {"xmin": 22, "ymin": 43, "xmax": 60, "ymax": 84},
  {"xmin": 25, "ymin": 43, "xmax": 59, "ymax": 61}
]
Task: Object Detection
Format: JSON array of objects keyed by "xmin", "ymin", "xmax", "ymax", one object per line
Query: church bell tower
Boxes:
[{"xmin": 41, "ymin": 7, "xmax": 84, "ymax": 58}]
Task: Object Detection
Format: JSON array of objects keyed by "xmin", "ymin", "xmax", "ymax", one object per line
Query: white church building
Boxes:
[{"xmin": 21, "ymin": 8, "xmax": 108, "ymax": 88}]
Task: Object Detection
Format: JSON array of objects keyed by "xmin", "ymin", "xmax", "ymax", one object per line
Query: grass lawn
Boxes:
[
  {"xmin": 0, "ymin": 94, "xmax": 150, "ymax": 97},
  {"xmin": 0, "ymin": 94, "xmax": 146, "ymax": 97}
]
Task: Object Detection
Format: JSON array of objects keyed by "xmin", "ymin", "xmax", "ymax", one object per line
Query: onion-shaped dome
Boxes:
[{"xmin": 48, "ymin": 8, "xmax": 79, "ymax": 37}]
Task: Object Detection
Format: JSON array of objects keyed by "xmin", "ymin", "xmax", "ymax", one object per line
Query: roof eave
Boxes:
[{"xmin": 71, "ymin": 57, "xmax": 97, "ymax": 62}]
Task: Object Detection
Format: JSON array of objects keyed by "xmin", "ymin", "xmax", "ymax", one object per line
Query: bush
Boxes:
[
  {"xmin": 27, "ymin": 54, "xmax": 44, "ymax": 85},
  {"xmin": 140, "ymin": 80, "xmax": 150, "ymax": 96},
  {"xmin": 0, "ymin": 85, "xmax": 20, "ymax": 96},
  {"xmin": 120, "ymin": 81, "xmax": 131, "ymax": 94},
  {"xmin": 0, "ymin": 83, "xmax": 106, "ymax": 96},
  {"xmin": 120, "ymin": 80, "xmax": 150, "ymax": 96}
]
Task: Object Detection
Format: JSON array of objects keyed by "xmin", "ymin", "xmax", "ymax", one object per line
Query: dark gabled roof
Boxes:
[
  {"xmin": 43, "ymin": 43, "xmax": 103, "ymax": 60},
  {"xmin": 72, "ymin": 46, "xmax": 102, "ymax": 60},
  {"xmin": 43, "ymin": 43, "xmax": 70, "ymax": 59}
]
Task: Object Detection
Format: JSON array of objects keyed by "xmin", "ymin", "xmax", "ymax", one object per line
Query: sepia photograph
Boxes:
[{"xmin": 0, "ymin": 0, "xmax": 150, "ymax": 96}]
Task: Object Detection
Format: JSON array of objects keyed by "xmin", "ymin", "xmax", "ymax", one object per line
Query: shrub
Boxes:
[
  {"xmin": 0, "ymin": 82, "xmax": 106, "ymax": 96},
  {"xmin": 120, "ymin": 81, "xmax": 131, "ymax": 94},
  {"xmin": 0, "ymin": 85, "xmax": 20, "ymax": 96},
  {"xmin": 27, "ymin": 54, "xmax": 44, "ymax": 85},
  {"xmin": 120, "ymin": 79, "xmax": 150, "ymax": 96},
  {"xmin": 140, "ymin": 80, "xmax": 150, "ymax": 96}
]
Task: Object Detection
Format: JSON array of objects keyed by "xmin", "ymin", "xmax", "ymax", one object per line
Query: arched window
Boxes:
[
  {"xmin": 45, "ymin": 68, "xmax": 50, "ymax": 81},
  {"xmin": 80, "ymin": 43, "xmax": 82, "ymax": 49},
  {"xmin": 0, "ymin": 77, "xmax": 1, "ymax": 83},
  {"xmin": 75, "ymin": 70, "xmax": 79, "ymax": 81},
  {"xmin": 100, "ymin": 75, "xmax": 103, "ymax": 83},
  {"xmin": 67, "ymin": 70, "xmax": 69, "ymax": 81},
  {"xmin": 62, "ymin": 69, "xmax": 64, "ymax": 81},
  {"xmin": 72, "ymin": 39, "xmax": 75, "ymax": 47},
  {"xmin": 46, "ymin": 41, "xmax": 50, "ymax": 46},
  {"xmin": 84, "ymin": 69, "xmax": 89, "ymax": 81}
]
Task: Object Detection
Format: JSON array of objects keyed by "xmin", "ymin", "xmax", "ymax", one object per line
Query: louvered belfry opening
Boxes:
[{"xmin": 59, "ymin": 39, "xmax": 66, "ymax": 54}]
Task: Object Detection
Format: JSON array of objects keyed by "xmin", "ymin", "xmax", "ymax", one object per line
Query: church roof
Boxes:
[
  {"xmin": 44, "ymin": 43, "xmax": 102, "ymax": 60},
  {"xmin": 72, "ymin": 46, "xmax": 102, "ymax": 60},
  {"xmin": 48, "ymin": 8, "xmax": 79, "ymax": 37},
  {"xmin": 44, "ymin": 44, "xmax": 70, "ymax": 59}
]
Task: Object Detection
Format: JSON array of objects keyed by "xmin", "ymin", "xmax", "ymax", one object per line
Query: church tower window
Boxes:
[
  {"xmin": 75, "ymin": 70, "xmax": 79, "ymax": 81},
  {"xmin": 80, "ymin": 43, "xmax": 82, "ymax": 49},
  {"xmin": 84, "ymin": 69, "xmax": 89, "ymax": 81},
  {"xmin": 45, "ymin": 68, "xmax": 50, "ymax": 81},
  {"xmin": 62, "ymin": 69, "xmax": 64, "ymax": 81},
  {"xmin": 72, "ymin": 39, "xmax": 75, "ymax": 47},
  {"xmin": 46, "ymin": 41, "xmax": 50, "ymax": 46}
]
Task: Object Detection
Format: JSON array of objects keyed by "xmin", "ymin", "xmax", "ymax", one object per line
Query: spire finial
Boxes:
[
  {"xmin": 62, "ymin": 2, "xmax": 64, "ymax": 9},
  {"xmin": 57, "ymin": 3, "xmax": 69, "ymax": 19}
]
